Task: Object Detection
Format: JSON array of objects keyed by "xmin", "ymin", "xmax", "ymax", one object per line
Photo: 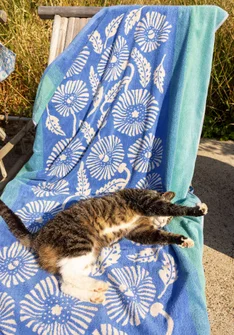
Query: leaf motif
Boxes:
[
  {"xmin": 124, "ymin": 7, "xmax": 143, "ymax": 35},
  {"xmin": 104, "ymin": 14, "xmax": 124, "ymax": 48},
  {"xmin": 89, "ymin": 66, "xmax": 100, "ymax": 96},
  {"xmin": 127, "ymin": 247, "xmax": 161, "ymax": 263},
  {"xmin": 46, "ymin": 108, "xmax": 65, "ymax": 136},
  {"xmin": 105, "ymin": 80, "xmax": 123, "ymax": 103},
  {"xmin": 154, "ymin": 54, "xmax": 166, "ymax": 94},
  {"xmin": 158, "ymin": 252, "xmax": 178, "ymax": 299},
  {"xmin": 79, "ymin": 121, "xmax": 95, "ymax": 144},
  {"xmin": 88, "ymin": 30, "xmax": 103, "ymax": 54},
  {"xmin": 88, "ymin": 86, "xmax": 104, "ymax": 117},
  {"xmin": 131, "ymin": 47, "xmax": 151, "ymax": 88},
  {"xmin": 92, "ymin": 243, "xmax": 121, "ymax": 276},
  {"xmin": 76, "ymin": 162, "xmax": 91, "ymax": 199},
  {"xmin": 66, "ymin": 47, "xmax": 90, "ymax": 77},
  {"xmin": 96, "ymin": 178, "xmax": 127, "ymax": 195}
]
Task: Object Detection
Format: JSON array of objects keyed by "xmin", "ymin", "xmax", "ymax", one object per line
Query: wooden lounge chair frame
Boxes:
[{"xmin": 0, "ymin": 6, "xmax": 100, "ymax": 193}]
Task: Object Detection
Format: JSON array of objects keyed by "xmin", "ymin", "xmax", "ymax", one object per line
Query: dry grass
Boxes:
[{"xmin": 0, "ymin": 0, "xmax": 233, "ymax": 139}]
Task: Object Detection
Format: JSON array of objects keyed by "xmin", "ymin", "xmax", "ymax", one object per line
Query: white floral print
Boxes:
[
  {"xmin": 135, "ymin": 12, "xmax": 172, "ymax": 52},
  {"xmin": 32, "ymin": 180, "xmax": 69, "ymax": 197},
  {"xmin": 46, "ymin": 138, "xmax": 85, "ymax": 178},
  {"xmin": 16, "ymin": 200, "xmax": 62, "ymax": 233},
  {"xmin": 98, "ymin": 36, "xmax": 129, "ymax": 81},
  {"xmin": 104, "ymin": 266, "xmax": 156, "ymax": 326},
  {"xmin": 0, "ymin": 292, "xmax": 17, "ymax": 335},
  {"xmin": 52, "ymin": 80, "xmax": 89, "ymax": 116},
  {"xmin": 136, "ymin": 173, "xmax": 163, "ymax": 191},
  {"xmin": 128, "ymin": 133, "xmax": 163, "ymax": 172},
  {"xmin": 93, "ymin": 324, "xmax": 128, "ymax": 335},
  {"xmin": 20, "ymin": 276, "xmax": 98, "ymax": 335},
  {"xmin": 86, "ymin": 135, "xmax": 124, "ymax": 180},
  {"xmin": 112, "ymin": 89, "xmax": 159, "ymax": 136},
  {"xmin": 0, "ymin": 242, "xmax": 38, "ymax": 288}
]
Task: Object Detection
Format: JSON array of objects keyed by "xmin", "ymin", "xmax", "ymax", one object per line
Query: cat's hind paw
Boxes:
[
  {"xmin": 197, "ymin": 203, "xmax": 208, "ymax": 215},
  {"xmin": 179, "ymin": 237, "xmax": 194, "ymax": 248},
  {"xmin": 90, "ymin": 291, "xmax": 106, "ymax": 304}
]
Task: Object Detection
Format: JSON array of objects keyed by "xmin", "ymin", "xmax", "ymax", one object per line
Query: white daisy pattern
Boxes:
[
  {"xmin": 93, "ymin": 324, "xmax": 128, "ymax": 335},
  {"xmin": 86, "ymin": 135, "xmax": 124, "ymax": 180},
  {"xmin": 20, "ymin": 276, "xmax": 98, "ymax": 335},
  {"xmin": 46, "ymin": 138, "xmax": 85, "ymax": 178},
  {"xmin": 51, "ymin": 80, "xmax": 89, "ymax": 117},
  {"xmin": 135, "ymin": 12, "xmax": 172, "ymax": 52},
  {"xmin": 16, "ymin": 200, "xmax": 62, "ymax": 233},
  {"xmin": 32, "ymin": 180, "xmax": 70, "ymax": 197},
  {"xmin": 0, "ymin": 242, "xmax": 38, "ymax": 288},
  {"xmin": 112, "ymin": 89, "xmax": 159, "ymax": 136},
  {"xmin": 97, "ymin": 36, "xmax": 129, "ymax": 81},
  {"xmin": 128, "ymin": 133, "xmax": 163, "ymax": 172},
  {"xmin": 104, "ymin": 266, "xmax": 156, "ymax": 326},
  {"xmin": 136, "ymin": 173, "xmax": 163, "ymax": 191},
  {"xmin": 0, "ymin": 292, "xmax": 17, "ymax": 335}
]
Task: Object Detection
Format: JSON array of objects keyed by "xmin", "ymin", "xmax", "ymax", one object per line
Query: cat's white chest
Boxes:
[
  {"xmin": 101, "ymin": 215, "xmax": 140, "ymax": 236},
  {"xmin": 153, "ymin": 216, "xmax": 170, "ymax": 228}
]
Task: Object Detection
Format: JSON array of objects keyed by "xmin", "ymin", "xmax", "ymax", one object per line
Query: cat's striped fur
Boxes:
[{"xmin": 0, "ymin": 188, "xmax": 208, "ymax": 303}]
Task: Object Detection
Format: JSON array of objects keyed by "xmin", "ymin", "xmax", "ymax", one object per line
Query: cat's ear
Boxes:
[{"xmin": 162, "ymin": 191, "xmax": 176, "ymax": 201}]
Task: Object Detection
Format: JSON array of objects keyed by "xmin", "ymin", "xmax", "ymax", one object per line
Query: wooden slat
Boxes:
[
  {"xmin": 38, "ymin": 6, "xmax": 101, "ymax": 19},
  {"xmin": 48, "ymin": 15, "xmax": 61, "ymax": 64},
  {"xmin": 56, "ymin": 17, "xmax": 68, "ymax": 56},
  {"xmin": 65, "ymin": 17, "xmax": 76, "ymax": 48},
  {"xmin": 73, "ymin": 18, "xmax": 81, "ymax": 40}
]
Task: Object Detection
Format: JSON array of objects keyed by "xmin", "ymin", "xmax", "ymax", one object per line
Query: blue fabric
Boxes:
[
  {"xmin": 0, "ymin": 43, "xmax": 15, "ymax": 82},
  {"xmin": 0, "ymin": 5, "xmax": 227, "ymax": 335}
]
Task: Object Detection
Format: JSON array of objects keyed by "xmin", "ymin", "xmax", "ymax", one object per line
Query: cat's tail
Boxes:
[{"xmin": 0, "ymin": 199, "xmax": 32, "ymax": 247}]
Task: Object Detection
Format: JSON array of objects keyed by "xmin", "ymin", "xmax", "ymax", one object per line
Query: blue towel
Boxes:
[
  {"xmin": 0, "ymin": 43, "xmax": 15, "ymax": 82},
  {"xmin": 0, "ymin": 5, "xmax": 227, "ymax": 335}
]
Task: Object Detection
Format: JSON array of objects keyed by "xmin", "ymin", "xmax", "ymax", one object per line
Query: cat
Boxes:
[{"xmin": 0, "ymin": 188, "xmax": 208, "ymax": 303}]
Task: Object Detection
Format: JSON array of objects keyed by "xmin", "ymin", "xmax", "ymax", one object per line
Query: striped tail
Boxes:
[{"xmin": 0, "ymin": 199, "xmax": 32, "ymax": 247}]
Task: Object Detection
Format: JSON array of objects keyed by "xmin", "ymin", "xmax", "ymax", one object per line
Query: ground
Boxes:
[{"xmin": 193, "ymin": 139, "xmax": 234, "ymax": 335}]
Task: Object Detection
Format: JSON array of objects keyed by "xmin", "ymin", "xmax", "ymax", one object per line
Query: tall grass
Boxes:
[{"xmin": 0, "ymin": 0, "xmax": 233, "ymax": 139}]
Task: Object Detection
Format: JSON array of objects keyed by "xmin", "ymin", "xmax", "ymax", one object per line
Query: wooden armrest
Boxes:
[
  {"xmin": 0, "ymin": 119, "xmax": 34, "ymax": 160},
  {"xmin": 38, "ymin": 6, "xmax": 101, "ymax": 19}
]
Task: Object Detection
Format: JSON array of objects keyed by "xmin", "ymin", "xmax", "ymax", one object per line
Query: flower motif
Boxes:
[
  {"xmin": 104, "ymin": 266, "xmax": 156, "ymax": 326},
  {"xmin": 112, "ymin": 89, "xmax": 159, "ymax": 136},
  {"xmin": 0, "ymin": 242, "xmax": 38, "ymax": 288},
  {"xmin": 32, "ymin": 180, "xmax": 69, "ymax": 197},
  {"xmin": 51, "ymin": 80, "xmax": 89, "ymax": 117},
  {"xmin": 97, "ymin": 36, "xmax": 129, "ymax": 81},
  {"xmin": 16, "ymin": 200, "xmax": 62, "ymax": 233},
  {"xmin": 93, "ymin": 324, "xmax": 128, "ymax": 335},
  {"xmin": 0, "ymin": 292, "xmax": 17, "ymax": 334},
  {"xmin": 136, "ymin": 173, "xmax": 163, "ymax": 191},
  {"xmin": 128, "ymin": 133, "xmax": 163, "ymax": 172},
  {"xmin": 46, "ymin": 138, "xmax": 85, "ymax": 178},
  {"xmin": 86, "ymin": 135, "xmax": 124, "ymax": 180},
  {"xmin": 135, "ymin": 12, "xmax": 172, "ymax": 52},
  {"xmin": 20, "ymin": 276, "xmax": 98, "ymax": 335}
]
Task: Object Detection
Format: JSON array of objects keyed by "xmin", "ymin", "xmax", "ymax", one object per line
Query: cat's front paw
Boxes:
[
  {"xmin": 197, "ymin": 203, "xmax": 208, "ymax": 215},
  {"xmin": 179, "ymin": 237, "xmax": 194, "ymax": 248}
]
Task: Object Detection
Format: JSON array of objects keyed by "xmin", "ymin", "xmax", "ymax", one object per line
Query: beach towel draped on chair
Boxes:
[{"xmin": 0, "ymin": 5, "xmax": 227, "ymax": 335}]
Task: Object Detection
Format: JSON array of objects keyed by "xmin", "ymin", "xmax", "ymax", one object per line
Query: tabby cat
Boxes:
[{"xmin": 0, "ymin": 188, "xmax": 208, "ymax": 303}]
